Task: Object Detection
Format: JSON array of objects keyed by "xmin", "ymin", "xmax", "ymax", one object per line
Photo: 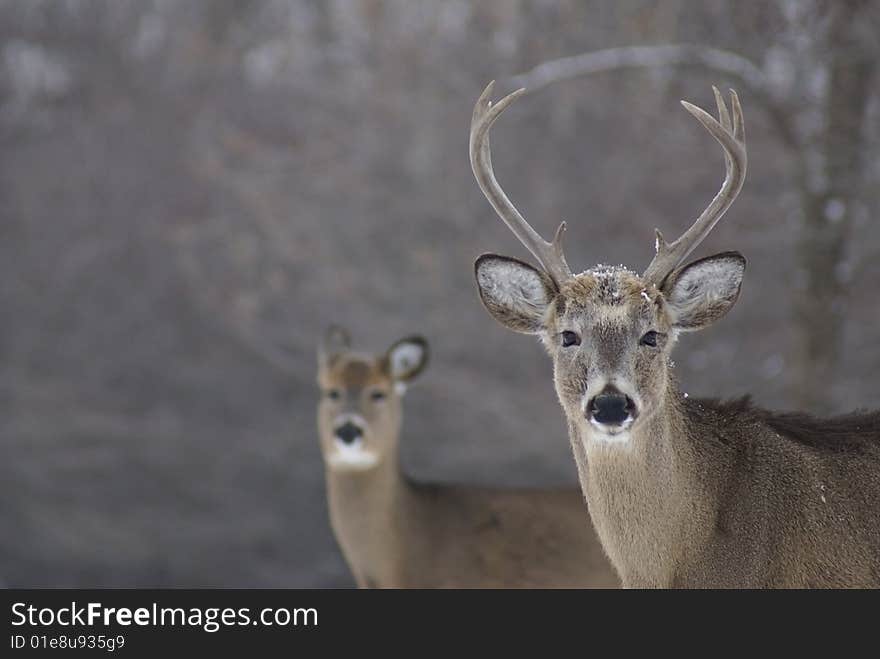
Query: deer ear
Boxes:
[
  {"xmin": 663, "ymin": 252, "xmax": 745, "ymax": 331},
  {"xmin": 385, "ymin": 336, "xmax": 429, "ymax": 384},
  {"xmin": 318, "ymin": 325, "xmax": 351, "ymax": 368},
  {"xmin": 474, "ymin": 254, "xmax": 556, "ymax": 334}
]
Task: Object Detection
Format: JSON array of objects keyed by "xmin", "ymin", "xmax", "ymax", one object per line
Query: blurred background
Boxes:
[{"xmin": 1, "ymin": 0, "xmax": 878, "ymax": 587}]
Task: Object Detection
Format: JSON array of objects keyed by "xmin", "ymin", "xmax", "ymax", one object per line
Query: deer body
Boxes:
[
  {"xmin": 470, "ymin": 82, "xmax": 880, "ymax": 587},
  {"xmin": 326, "ymin": 463, "xmax": 613, "ymax": 588},
  {"xmin": 576, "ymin": 394, "xmax": 880, "ymax": 587},
  {"xmin": 317, "ymin": 329, "xmax": 617, "ymax": 588}
]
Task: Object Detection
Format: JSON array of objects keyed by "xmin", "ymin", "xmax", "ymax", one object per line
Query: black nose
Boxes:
[
  {"xmin": 335, "ymin": 421, "xmax": 363, "ymax": 445},
  {"xmin": 588, "ymin": 388, "xmax": 637, "ymax": 425}
]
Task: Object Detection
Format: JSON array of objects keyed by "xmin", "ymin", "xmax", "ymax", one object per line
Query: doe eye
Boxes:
[
  {"xmin": 561, "ymin": 331, "xmax": 581, "ymax": 347},
  {"xmin": 640, "ymin": 331, "xmax": 660, "ymax": 348},
  {"xmin": 370, "ymin": 390, "xmax": 387, "ymax": 401},
  {"xmin": 326, "ymin": 389, "xmax": 341, "ymax": 400}
]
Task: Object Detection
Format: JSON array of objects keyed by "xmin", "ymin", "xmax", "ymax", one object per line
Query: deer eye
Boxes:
[
  {"xmin": 326, "ymin": 389, "xmax": 341, "ymax": 400},
  {"xmin": 561, "ymin": 331, "xmax": 581, "ymax": 347},
  {"xmin": 640, "ymin": 331, "xmax": 661, "ymax": 348},
  {"xmin": 370, "ymin": 390, "xmax": 387, "ymax": 401}
]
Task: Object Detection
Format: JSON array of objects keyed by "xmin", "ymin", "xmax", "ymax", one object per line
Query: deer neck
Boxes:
[
  {"xmin": 325, "ymin": 448, "xmax": 409, "ymax": 583},
  {"xmin": 573, "ymin": 385, "xmax": 719, "ymax": 587}
]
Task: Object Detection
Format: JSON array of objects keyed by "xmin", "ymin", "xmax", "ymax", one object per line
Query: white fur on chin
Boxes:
[
  {"xmin": 328, "ymin": 439, "xmax": 380, "ymax": 470},
  {"xmin": 584, "ymin": 421, "xmax": 633, "ymax": 447}
]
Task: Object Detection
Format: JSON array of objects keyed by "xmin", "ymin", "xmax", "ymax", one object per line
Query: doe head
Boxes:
[{"xmin": 317, "ymin": 326, "xmax": 429, "ymax": 470}]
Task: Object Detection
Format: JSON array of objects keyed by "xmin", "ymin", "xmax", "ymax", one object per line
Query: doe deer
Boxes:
[
  {"xmin": 317, "ymin": 327, "xmax": 618, "ymax": 588},
  {"xmin": 470, "ymin": 82, "xmax": 880, "ymax": 588}
]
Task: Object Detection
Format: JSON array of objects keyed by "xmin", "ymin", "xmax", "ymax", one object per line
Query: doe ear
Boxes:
[
  {"xmin": 474, "ymin": 254, "xmax": 556, "ymax": 334},
  {"xmin": 384, "ymin": 336, "xmax": 429, "ymax": 385},
  {"xmin": 318, "ymin": 325, "xmax": 351, "ymax": 369},
  {"xmin": 663, "ymin": 252, "xmax": 746, "ymax": 331}
]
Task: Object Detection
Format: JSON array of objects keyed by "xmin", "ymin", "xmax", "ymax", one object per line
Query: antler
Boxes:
[
  {"xmin": 470, "ymin": 81, "xmax": 573, "ymax": 287},
  {"xmin": 643, "ymin": 86, "xmax": 747, "ymax": 287}
]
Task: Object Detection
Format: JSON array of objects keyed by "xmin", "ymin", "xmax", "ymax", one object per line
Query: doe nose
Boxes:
[
  {"xmin": 335, "ymin": 421, "xmax": 363, "ymax": 445},
  {"xmin": 588, "ymin": 387, "xmax": 637, "ymax": 425}
]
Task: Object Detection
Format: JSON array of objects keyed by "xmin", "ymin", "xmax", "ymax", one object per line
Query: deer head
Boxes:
[
  {"xmin": 317, "ymin": 327, "xmax": 429, "ymax": 469},
  {"xmin": 472, "ymin": 83, "xmax": 747, "ymax": 445}
]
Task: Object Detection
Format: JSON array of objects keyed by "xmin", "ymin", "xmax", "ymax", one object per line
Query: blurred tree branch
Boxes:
[
  {"xmin": 510, "ymin": 45, "xmax": 768, "ymax": 95},
  {"xmin": 508, "ymin": 44, "xmax": 801, "ymax": 151}
]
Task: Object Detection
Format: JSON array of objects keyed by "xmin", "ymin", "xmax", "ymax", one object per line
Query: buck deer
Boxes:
[
  {"xmin": 317, "ymin": 327, "xmax": 618, "ymax": 588},
  {"xmin": 470, "ymin": 82, "xmax": 880, "ymax": 588}
]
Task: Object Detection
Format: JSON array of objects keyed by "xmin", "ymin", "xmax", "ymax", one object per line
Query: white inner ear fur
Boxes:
[
  {"xmin": 667, "ymin": 258, "xmax": 742, "ymax": 327},
  {"xmin": 478, "ymin": 260, "xmax": 550, "ymax": 313},
  {"xmin": 389, "ymin": 342, "xmax": 424, "ymax": 379}
]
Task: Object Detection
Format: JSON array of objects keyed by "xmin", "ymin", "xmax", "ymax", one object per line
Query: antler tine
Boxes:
[
  {"xmin": 643, "ymin": 87, "xmax": 747, "ymax": 287},
  {"xmin": 470, "ymin": 81, "xmax": 573, "ymax": 287}
]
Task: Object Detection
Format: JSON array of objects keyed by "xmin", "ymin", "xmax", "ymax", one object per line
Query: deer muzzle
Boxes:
[{"xmin": 587, "ymin": 386, "xmax": 638, "ymax": 428}]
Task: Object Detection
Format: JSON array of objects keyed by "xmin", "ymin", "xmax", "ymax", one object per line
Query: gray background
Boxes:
[{"xmin": 1, "ymin": 1, "xmax": 878, "ymax": 587}]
